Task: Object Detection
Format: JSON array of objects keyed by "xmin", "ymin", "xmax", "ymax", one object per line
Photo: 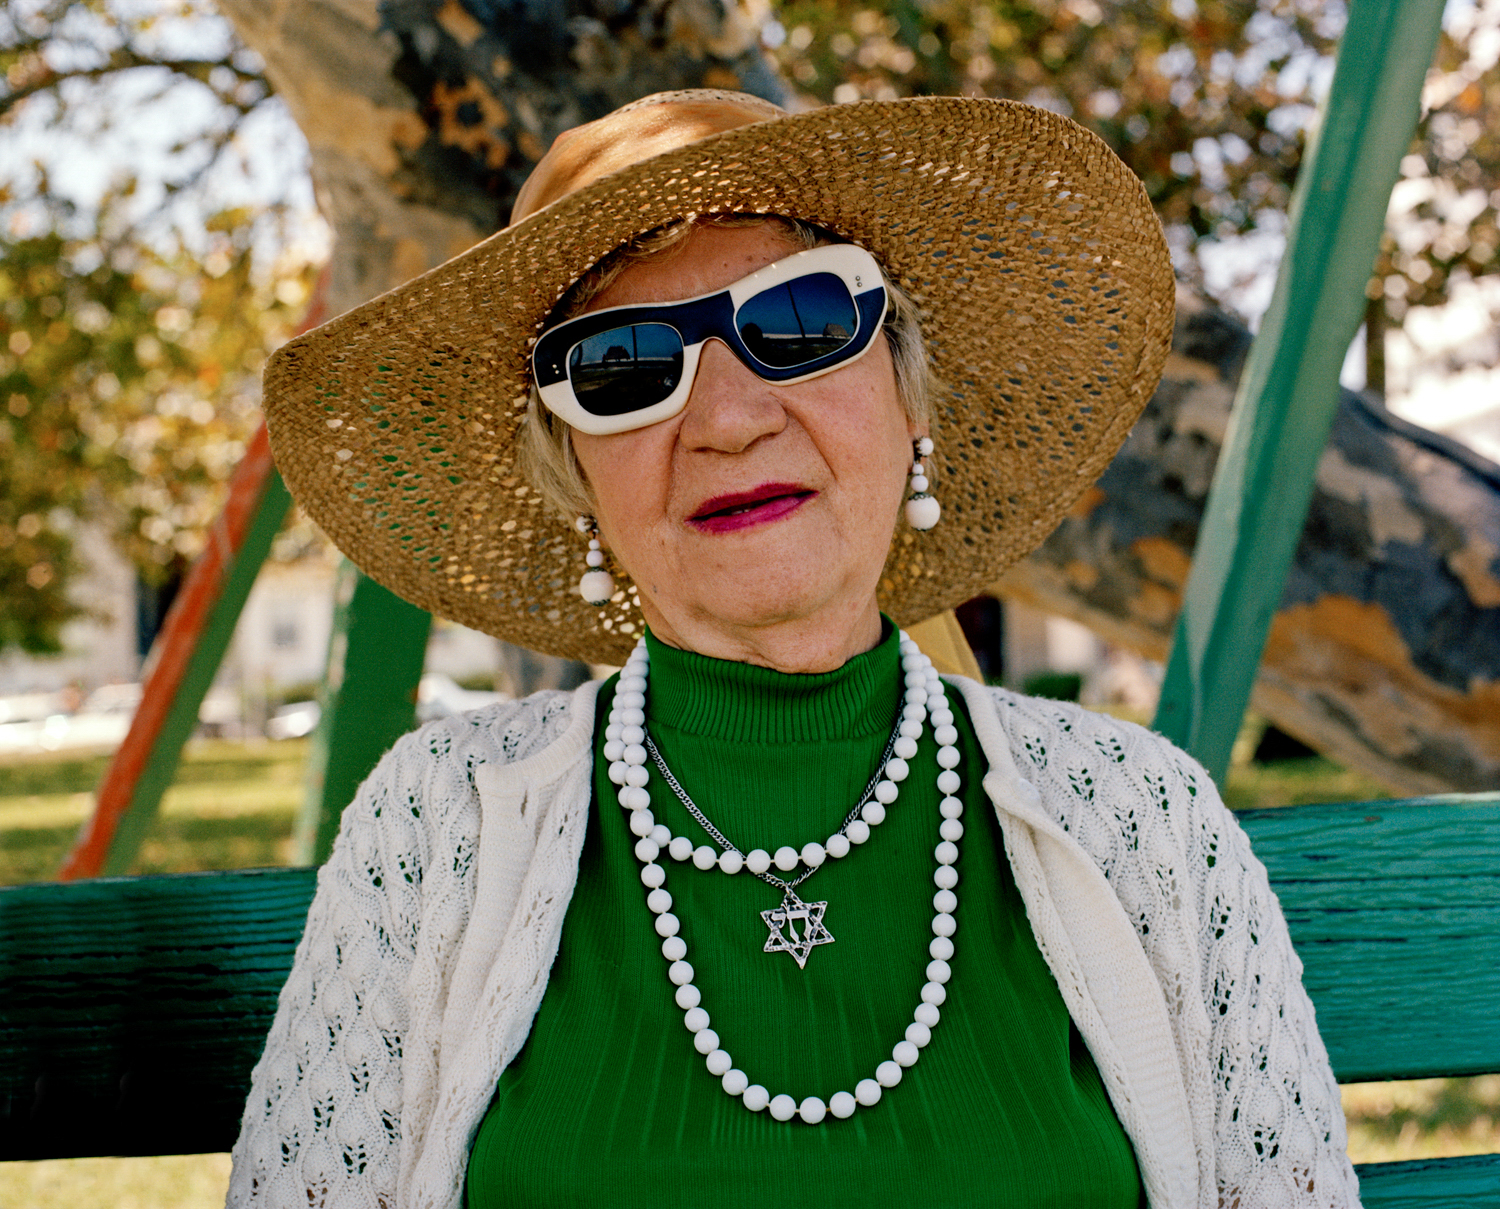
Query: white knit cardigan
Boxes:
[{"xmin": 226, "ymin": 676, "xmax": 1361, "ymax": 1209}]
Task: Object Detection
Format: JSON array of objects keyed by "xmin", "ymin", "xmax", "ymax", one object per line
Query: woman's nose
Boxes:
[{"xmin": 677, "ymin": 338, "xmax": 788, "ymax": 454}]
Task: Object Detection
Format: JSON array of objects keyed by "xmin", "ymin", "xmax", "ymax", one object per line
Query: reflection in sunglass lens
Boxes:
[
  {"xmin": 736, "ymin": 273, "xmax": 858, "ymax": 369},
  {"xmin": 569, "ymin": 323, "xmax": 685, "ymax": 416}
]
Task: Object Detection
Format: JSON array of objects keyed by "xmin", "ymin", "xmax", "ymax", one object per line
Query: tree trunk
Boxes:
[
  {"xmin": 219, "ymin": 1, "xmax": 1500, "ymax": 794},
  {"xmin": 998, "ymin": 290, "xmax": 1500, "ymax": 794}
]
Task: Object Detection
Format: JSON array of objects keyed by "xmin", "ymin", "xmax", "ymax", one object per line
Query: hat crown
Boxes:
[{"xmin": 510, "ymin": 90, "xmax": 788, "ymax": 225}]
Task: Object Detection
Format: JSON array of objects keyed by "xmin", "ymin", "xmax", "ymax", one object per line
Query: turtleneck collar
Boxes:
[{"xmin": 642, "ymin": 619, "xmax": 900, "ymax": 744}]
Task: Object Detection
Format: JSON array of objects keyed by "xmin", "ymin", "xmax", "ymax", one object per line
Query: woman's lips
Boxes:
[{"xmin": 687, "ymin": 483, "xmax": 816, "ymax": 534}]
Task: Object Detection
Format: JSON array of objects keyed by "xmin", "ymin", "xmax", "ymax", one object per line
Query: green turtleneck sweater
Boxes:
[{"xmin": 465, "ymin": 624, "xmax": 1143, "ymax": 1207}]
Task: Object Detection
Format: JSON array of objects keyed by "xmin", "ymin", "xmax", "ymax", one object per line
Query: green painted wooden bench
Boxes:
[{"xmin": 3, "ymin": 793, "xmax": 1497, "ymax": 1206}]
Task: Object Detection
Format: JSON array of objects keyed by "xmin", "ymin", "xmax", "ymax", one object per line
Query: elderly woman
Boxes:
[{"xmin": 230, "ymin": 91, "xmax": 1360, "ymax": 1208}]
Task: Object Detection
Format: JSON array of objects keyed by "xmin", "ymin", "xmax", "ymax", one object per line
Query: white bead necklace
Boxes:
[{"xmin": 606, "ymin": 633, "xmax": 965, "ymax": 1123}]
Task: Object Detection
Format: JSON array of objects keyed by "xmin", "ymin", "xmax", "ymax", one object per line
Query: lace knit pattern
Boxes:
[{"xmin": 226, "ymin": 685, "xmax": 1359, "ymax": 1209}]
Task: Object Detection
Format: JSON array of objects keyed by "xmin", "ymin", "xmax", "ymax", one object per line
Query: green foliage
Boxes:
[
  {"xmin": 768, "ymin": 0, "xmax": 1499, "ymax": 320},
  {"xmin": 0, "ymin": 218, "xmax": 313, "ymax": 651}
]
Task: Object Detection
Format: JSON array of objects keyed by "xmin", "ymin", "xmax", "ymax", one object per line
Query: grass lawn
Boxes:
[{"xmin": 0, "ymin": 734, "xmax": 1493, "ymax": 1203}]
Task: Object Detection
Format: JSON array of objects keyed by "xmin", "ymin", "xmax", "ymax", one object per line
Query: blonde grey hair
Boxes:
[{"xmin": 518, "ymin": 214, "xmax": 934, "ymax": 520}]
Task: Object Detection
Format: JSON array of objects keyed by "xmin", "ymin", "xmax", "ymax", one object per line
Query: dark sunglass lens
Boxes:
[
  {"xmin": 568, "ymin": 323, "xmax": 685, "ymax": 415},
  {"xmin": 736, "ymin": 273, "xmax": 858, "ymax": 369}
]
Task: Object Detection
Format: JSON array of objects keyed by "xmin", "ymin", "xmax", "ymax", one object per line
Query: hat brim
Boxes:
[{"xmin": 265, "ymin": 96, "xmax": 1174, "ymax": 665}]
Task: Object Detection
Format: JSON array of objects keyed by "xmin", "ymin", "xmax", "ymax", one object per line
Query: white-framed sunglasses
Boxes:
[{"xmin": 532, "ymin": 243, "xmax": 889, "ymax": 435}]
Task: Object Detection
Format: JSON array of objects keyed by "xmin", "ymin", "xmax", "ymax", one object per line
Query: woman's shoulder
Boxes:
[
  {"xmin": 957, "ymin": 678, "xmax": 1224, "ymax": 832},
  {"xmin": 379, "ymin": 685, "xmax": 590, "ymax": 777}
]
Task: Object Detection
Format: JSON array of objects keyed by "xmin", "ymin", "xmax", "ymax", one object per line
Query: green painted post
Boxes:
[
  {"xmin": 65, "ymin": 469, "xmax": 292, "ymax": 878},
  {"xmin": 1152, "ymin": 0, "xmax": 1446, "ymax": 781},
  {"xmin": 293, "ymin": 564, "xmax": 432, "ymax": 865}
]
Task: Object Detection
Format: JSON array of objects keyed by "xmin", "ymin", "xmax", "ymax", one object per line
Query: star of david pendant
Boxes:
[{"xmin": 761, "ymin": 889, "xmax": 834, "ymax": 969}]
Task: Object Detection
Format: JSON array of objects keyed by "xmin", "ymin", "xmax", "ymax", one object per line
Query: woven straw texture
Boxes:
[{"xmin": 265, "ymin": 96, "xmax": 1173, "ymax": 665}]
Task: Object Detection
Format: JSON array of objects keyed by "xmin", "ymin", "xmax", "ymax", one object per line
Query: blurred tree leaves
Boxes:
[{"xmin": 767, "ymin": 0, "xmax": 1499, "ymax": 321}]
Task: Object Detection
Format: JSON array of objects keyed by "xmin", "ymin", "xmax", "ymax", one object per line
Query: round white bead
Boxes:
[
  {"xmin": 847, "ymin": 820, "xmax": 871, "ymax": 845},
  {"xmin": 915, "ymin": 1002, "xmax": 941, "ymax": 1028},
  {"xmin": 921, "ymin": 981, "xmax": 948, "ymax": 1006},
  {"xmin": 927, "ymin": 958, "xmax": 952, "ymax": 984},
  {"xmin": 624, "ymin": 764, "xmax": 649, "ymax": 788},
  {"xmin": 937, "ymin": 745, "xmax": 961, "ymax": 770},
  {"xmin": 746, "ymin": 848, "xmax": 771, "ymax": 874},
  {"xmin": 769, "ymin": 1094, "xmax": 797, "ymax": 1122},
  {"xmin": 706, "ymin": 1049, "xmax": 733, "ymax": 1076},
  {"xmin": 618, "ymin": 707, "xmax": 644, "ymax": 727},
  {"xmin": 773, "ymin": 846, "xmax": 799, "ymax": 872},
  {"xmin": 861, "ymin": 802, "xmax": 886, "ymax": 827},
  {"xmin": 934, "ymin": 724, "xmax": 958, "ymax": 746},
  {"xmin": 693, "ymin": 1029, "xmax": 719, "ymax": 1055},
  {"xmin": 628, "ymin": 809, "xmax": 655, "ymax": 837},
  {"xmin": 621, "ymin": 725, "xmax": 644, "ymax": 746},
  {"xmin": 623, "ymin": 742, "xmax": 647, "ymax": 765},
  {"xmin": 876, "ymin": 1060, "xmax": 903, "ymax": 1088},
  {"xmin": 655, "ymin": 913, "xmax": 680, "ymax": 938},
  {"xmin": 940, "ymin": 796, "xmax": 963, "ymax": 819},
  {"xmin": 905, "ymin": 687, "xmax": 927, "ymax": 708},
  {"xmin": 884, "ymin": 757, "xmax": 909, "ymax": 782},
  {"xmin": 620, "ymin": 787, "xmax": 649, "ymax": 812},
  {"xmin": 692, "ymin": 845, "xmax": 717, "ymax": 870},
  {"xmin": 932, "ymin": 913, "xmax": 956, "ymax": 938},
  {"xmin": 825, "ymin": 833, "xmax": 851, "ymax": 859},
  {"xmin": 586, "ymin": 548, "xmax": 605, "ymax": 567},
  {"xmin": 929, "ymin": 936, "xmax": 954, "ymax": 962},
  {"xmin": 722, "ymin": 1069, "xmax": 749, "ymax": 1096},
  {"xmin": 618, "ymin": 675, "xmax": 646, "ymax": 692},
  {"xmin": 684, "ymin": 1007, "xmax": 709, "ymax": 1032},
  {"xmin": 636, "ymin": 841, "xmax": 662, "ymax": 866},
  {"xmin": 905, "ymin": 494, "xmax": 941, "ymax": 530},
  {"xmin": 893, "ymin": 1040, "xmax": 920, "ymax": 1067},
  {"xmin": 899, "ymin": 719, "xmax": 923, "ymax": 739},
  {"xmin": 646, "ymin": 888, "xmax": 672, "ymax": 914},
  {"xmin": 718, "ymin": 849, "xmax": 744, "ymax": 874},
  {"xmin": 904, "ymin": 670, "xmax": 926, "ymax": 688},
  {"xmin": 902, "ymin": 702, "xmax": 925, "ymax": 721},
  {"xmin": 874, "ymin": 780, "xmax": 899, "ymax": 804},
  {"xmin": 675, "ymin": 984, "xmax": 701, "ymax": 1009},
  {"xmin": 579, "ymin": 569, "xmax": 615, "ymax": 605},
  {"xmin": 798, "ymin": 1096, "xmax": 827, "ymax": 1124},
  {"xmin": 893, "ymin": 736, "xmax": 918, "ymax": 761},
  {"xmin": 661, "ymin": 936, "xmax": 687, "ymax": 961},
  {"xmin": 743, "ymin": 1085, "xmax": 769, "ymax": 1112},
  {"xmin": 917, "ymin": 436, "xmax": 934, "ymax": 456},
  {"xmin": 931, "ymin": 707, "xmax": 954, "ymax": 727},
  {"xmin": 575, "ymin": 516, "xmax": 593, "ymax": 534},
  {"xmin": 935, "ymin": 841, "xmax": 959, "ymax": 865},
  {"xmin": 801, "ymin": 842, "xmax": 826, "ymax": 868},
  {"xmin": 933, "ymin": 889, "xmax": 957, "ymax": 914},
  {"xmin": 668, "ymin": 836, "xmax": 694, "ymax": 862},
  {"xmin": 905, "ymin": 1022, "xmax": 932, "ymax": 1048},
  {"xmin": 605, "ymin": 722, "xmax": 623, "ymax": 741},
  {"xmin": 937, "ymin": 770, "xmax": 961, "ymax": 794},
  {"xmin": 939, "ymin": 818, "xmax": 964, "ymax": 842},
  {"xmin": 855, "ymin": 1078, "xmax": 883, "ymax": 1106},
  {"xmin": 934, "ymin": 865, "xmax": 958, "ymax": 889},
  {"xmin": 603, "ymin": 739, "xmax": 625, "ymax": 763},
  {"xmin": 829, "ymin": 1091, "xmax": 857, "ymax": 1119},
  {"xmin": 650, "ymin": 824, "xmax": 672, "ymax": 848},
  {"xmin": 608, "ymin": 761, "xmax": 628, "ymax": 786},
  {"xmin": 909, "ymin": 473, "xmax": 929, "ymax": 493},
  {"xmin": 668, "ymin": 960, "xmax": 694, "ymax": 986}
]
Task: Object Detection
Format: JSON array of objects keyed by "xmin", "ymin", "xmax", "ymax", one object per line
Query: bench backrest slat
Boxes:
[{"xmin": 2, "ymin": 793, "xmax": 1496, "ymax": 1163}]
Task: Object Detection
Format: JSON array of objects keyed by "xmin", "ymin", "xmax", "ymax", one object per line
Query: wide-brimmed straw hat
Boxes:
[{"xmin": 264, "ymin": 90, "xmax": 1174, "ymax": 665}]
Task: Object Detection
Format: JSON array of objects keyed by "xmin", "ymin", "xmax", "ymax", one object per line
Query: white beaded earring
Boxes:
[
  {"xmin": 905, "ymin": 436, "xmax": 941, "ymax": 531},
  {"xmin": 576, "ymin": 516, "xmax": 616, "ymax": 606}
]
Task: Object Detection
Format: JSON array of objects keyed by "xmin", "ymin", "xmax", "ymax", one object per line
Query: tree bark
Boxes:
[
  {"xmin": 218, "ymin": 0, "xmax": 1500, "ymax": 794},
  {"xmin": 998, "ymin": 289, "xmax": 1500, "ymax": 794}
]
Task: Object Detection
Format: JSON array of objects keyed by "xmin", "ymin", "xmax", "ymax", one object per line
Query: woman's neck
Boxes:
[{"xmin": 636, "ymin": 595, "xmax": 884, "ymax": 674}]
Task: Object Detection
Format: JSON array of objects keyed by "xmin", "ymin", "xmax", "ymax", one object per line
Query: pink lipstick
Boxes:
[{"xmin": 687, "ymin": 482, "xmax": 815, "ymax": 534}]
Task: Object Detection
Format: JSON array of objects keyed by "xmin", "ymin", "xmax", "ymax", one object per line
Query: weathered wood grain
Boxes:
[{"xmin": 1, "ymin": 794, "xmax": 1495, "ymax": 1167}]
